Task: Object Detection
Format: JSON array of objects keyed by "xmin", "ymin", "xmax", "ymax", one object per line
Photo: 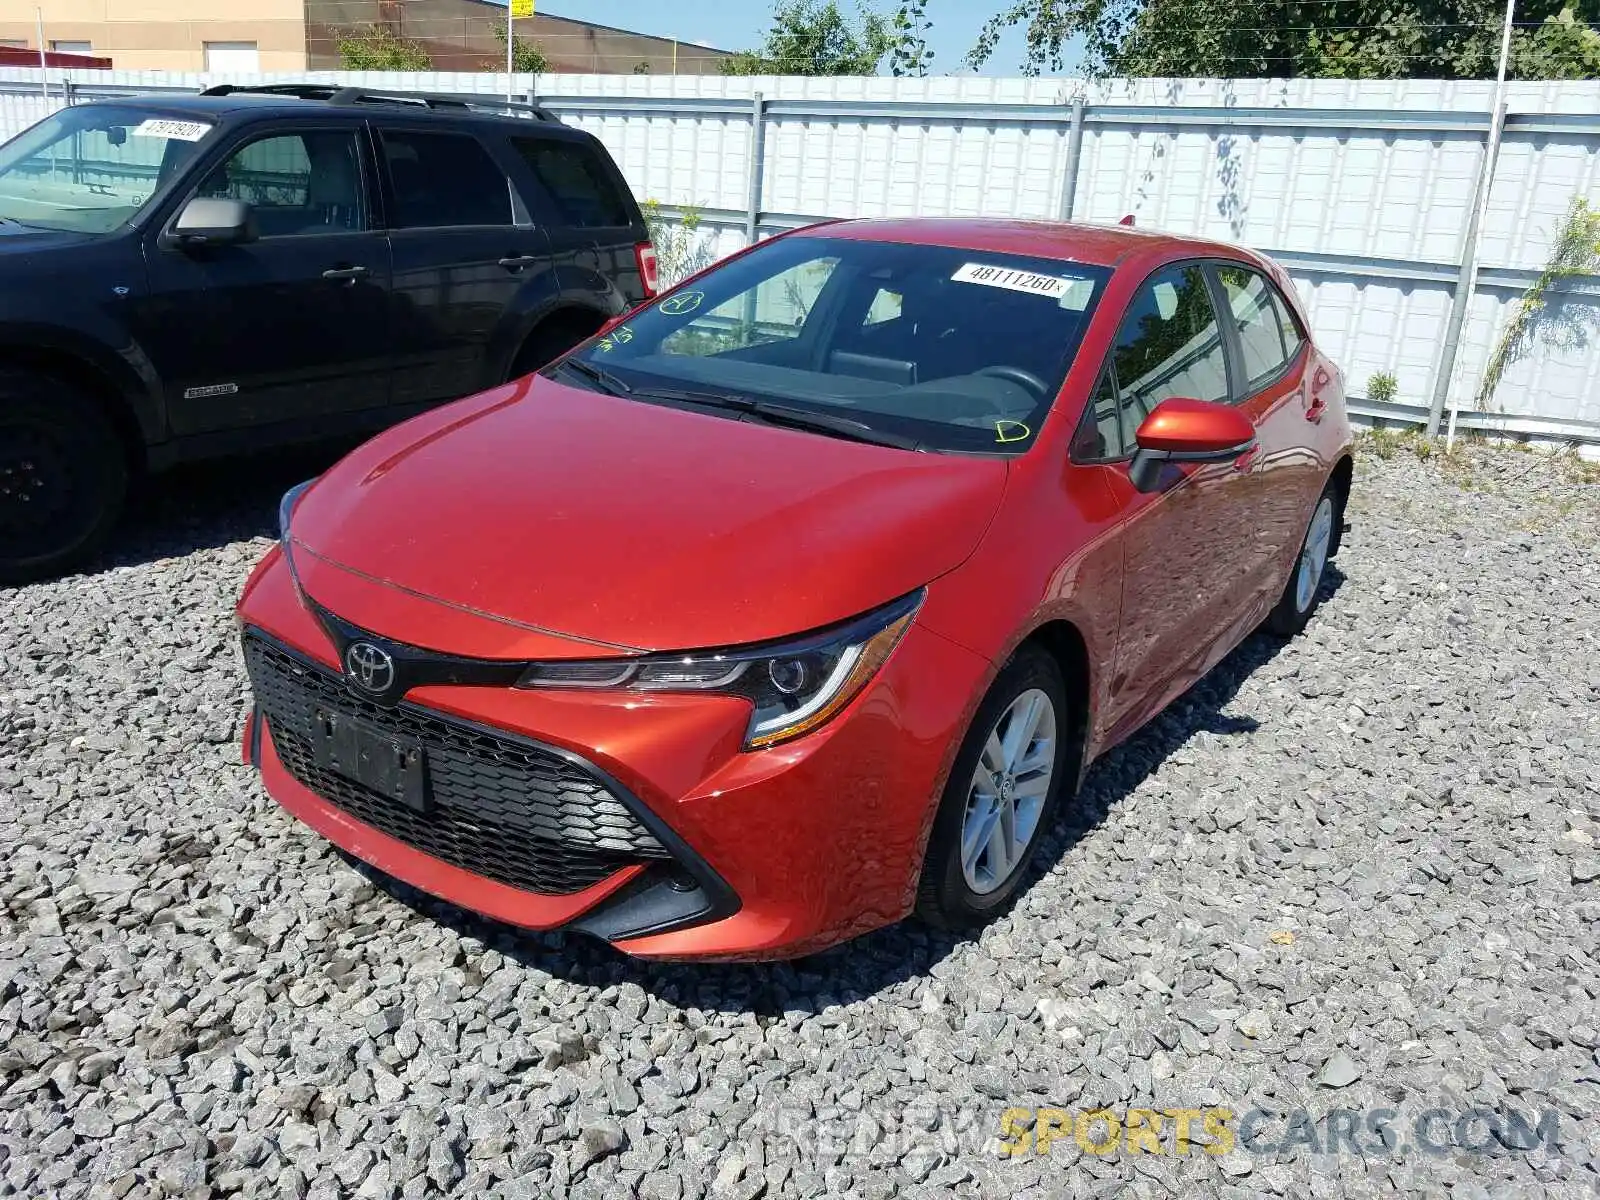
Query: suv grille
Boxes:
[{"xmin": 243, "ymin": 633, "xmax": 669, "ymax": 896}]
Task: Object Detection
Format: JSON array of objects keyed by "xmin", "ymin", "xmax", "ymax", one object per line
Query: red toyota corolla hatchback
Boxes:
[{"xmin": 238, "ymin": 218, "xmax": 1352, "ymax": 961}]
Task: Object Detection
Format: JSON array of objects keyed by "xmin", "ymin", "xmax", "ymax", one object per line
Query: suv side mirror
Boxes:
[
  {"xmin": 170, "ymin": 197, "xmax": 257, "ymax": 249},
  {"xmin": 1129, "ymin": 397, "xmax": 1256, "ymax": 492}
]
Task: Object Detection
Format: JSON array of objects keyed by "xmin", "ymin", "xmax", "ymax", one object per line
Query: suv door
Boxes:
[
  {"xmin": 139, "ymin": 123, "xmax": 393, "ymax": 436},
  {"xmin": 375, "ymin": 123, "xmax": 549, "ymax": 406},
  {"xmin": 1074, "ymin": 263, "xmax": 1260, "ymax": 740},
  {"xmin": 508, "ymin": 132, "xmax": 650, "ymax": 307}
]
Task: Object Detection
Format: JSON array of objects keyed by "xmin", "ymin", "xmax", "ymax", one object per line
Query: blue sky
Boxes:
[{"xmin": 537, "ymin": 1, "xmax": 1042, "ymax": 74}]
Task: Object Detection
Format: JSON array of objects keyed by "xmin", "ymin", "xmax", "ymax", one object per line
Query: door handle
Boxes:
[
  {"xmin": 322, "ymin": 265, "xmax": 370, "ymax": 283},
  {"xmin": 498, "ymin": 255, "xmax": 541, "ymax": 271},
  {"xmin": 1305, "ymin": 398, "xmax": 1327, "ymax": 423}
]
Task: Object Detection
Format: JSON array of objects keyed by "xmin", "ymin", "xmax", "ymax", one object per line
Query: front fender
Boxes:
[{"xmin": 0, "ymin": 321, "xmax": 165, "ymax": 445}]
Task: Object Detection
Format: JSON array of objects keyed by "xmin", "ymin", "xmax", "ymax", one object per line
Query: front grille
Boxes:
[{"xmin": 243, "ymin": 633, "xmax": 669, "ymax": 896}]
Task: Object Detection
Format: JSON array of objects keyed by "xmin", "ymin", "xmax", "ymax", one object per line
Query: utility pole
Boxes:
[
  {"xmin": 35, "ymin": 7, "xmax": 48, "ymax": 105},
  {"xmin": 1439, "ymin": 0, "xmax": 1518, "ymax": 448}
]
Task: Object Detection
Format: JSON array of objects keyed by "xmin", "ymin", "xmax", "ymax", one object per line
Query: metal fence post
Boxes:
[
  {"xmin": 744, "ymin": 91, "xmax": 765, "ymax": 247},
  {"xmin": 1059, "ymin": 94, "xmax": 1085, "ymax": 221},
  {"xmin": 1426, "ymin": 100, "xmax": 1507, "ymax": 436}
]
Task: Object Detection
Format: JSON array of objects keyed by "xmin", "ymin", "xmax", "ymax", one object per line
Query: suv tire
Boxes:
[{"xmin": 0, "ymin": 372, "xmax": 127, "ymax": 584}]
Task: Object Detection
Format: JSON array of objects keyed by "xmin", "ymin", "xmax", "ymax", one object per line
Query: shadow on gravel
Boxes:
[
  {"xmin": 84, "ymin": 441, "xmax": 365, "ymax": 574},
  {"xmin": 355, "ymin": 568, "xmax": 1347, "ymax": 1011}
]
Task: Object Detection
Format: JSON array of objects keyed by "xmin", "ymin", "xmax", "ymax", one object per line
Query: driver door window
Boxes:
[
  {"xmin": 1108, "ymin": 264, "xmax": 1229, "ymax": 447},
  {"xmin": 196, "ymin": 131, "xmax": 366, "ymax": 237},
  {"xmin": 662, "ymin": 256, "xmax": 840, "ymax": 358}
]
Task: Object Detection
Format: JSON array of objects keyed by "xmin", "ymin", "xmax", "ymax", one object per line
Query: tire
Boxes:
[
  {"xmin": 1265, "ymin": 479, "xmax": 1341, "ymax": 637},
  {"xmin": 0, "ymin": 373, "xmax": 127, "ymax": 585},
  {"xmin": 916, "ymin": 644, "xmax": 1072, "ymax": 929}
]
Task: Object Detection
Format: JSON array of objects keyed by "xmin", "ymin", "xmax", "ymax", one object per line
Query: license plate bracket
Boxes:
[{"xmin": 310, "ymin": 707, "xmax": 430, "ymax": 813}]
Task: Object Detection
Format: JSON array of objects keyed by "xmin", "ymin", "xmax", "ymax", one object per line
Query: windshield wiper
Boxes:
[
  {"xmin": 632, "ymin": 388, "xmax": 922, "ymax": 451},
  {"xmin": 553, "ymin": 357, "xmax": 632, "ymax": 396}
]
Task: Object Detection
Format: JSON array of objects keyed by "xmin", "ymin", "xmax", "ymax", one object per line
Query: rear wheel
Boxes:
[
  {"xmin": 0, "ymin": 374, "xmax": 127, "ymax": 584},
  {"xmin": 1266, "ymin": 481, "xmax": 1339, "ymax": 637},
  {"xmin": 507, "ymin": 311, "xmax": 608, "ymax": 381},
  {"xmin": 916, "ymin": 645, "xmax": 1071, "ymax": 928}
]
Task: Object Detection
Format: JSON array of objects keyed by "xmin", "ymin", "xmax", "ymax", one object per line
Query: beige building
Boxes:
[{"xmin": 0, "ymin": 0, "xmax": 730, "ymax": 74}]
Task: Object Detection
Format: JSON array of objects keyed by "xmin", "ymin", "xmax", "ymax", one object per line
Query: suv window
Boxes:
[
  {"xmin": 514, "ymin": 139, "xmax": 631, "ymax": 228},
  {"xmin": 1108, "ymin": 264, "xmax": 1229, "ymax": 443},
  {"xmin": 197, "ymin": 131, "xmax": 365, "ymax": 236},
  {"xmin": 1217, "ymin": 265, "xmax": 1303, "ymax": 390},
  {"xmin": 381, "ymin": 131, "xmax": 512, "ymax": 229}
]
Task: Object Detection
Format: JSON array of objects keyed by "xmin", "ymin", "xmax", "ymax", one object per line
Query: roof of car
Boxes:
[
  {"xmin": 801, "ymin": 217, "xmax": 1258, "ymax": 271},
  {"xmin": 81, "ymin": 89, "xmax": 565, "ymax": 131}
]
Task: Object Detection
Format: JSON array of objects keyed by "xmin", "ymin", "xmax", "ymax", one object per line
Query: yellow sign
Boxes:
[{"xmin": 510, "ymin": 0, "xmax": 533, "ymax": 16}]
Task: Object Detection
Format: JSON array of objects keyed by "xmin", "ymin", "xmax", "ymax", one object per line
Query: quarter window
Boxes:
[
  {"xmin": 198, "ymin": 132, "xmax": 365, "ymax": 236},
  {"xmin": 1108, "ymin": 265, "xmax": 1229, "ymax": 444},
  {"xmin": 514, "ymin": 139, "xmax": 632, "ymax": 228},
  {"xmin": 381, "ymin": 131, "xmax": 513, "ymax": 229},
  {"xmin": 1217, "ymin": 265, "xmax": 1303, "ymax": 390}
]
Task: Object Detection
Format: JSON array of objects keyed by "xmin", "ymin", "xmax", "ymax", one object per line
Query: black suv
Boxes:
[{"xmin": 0, "ymin": 84, "xmax": 656, "ymax": 582}]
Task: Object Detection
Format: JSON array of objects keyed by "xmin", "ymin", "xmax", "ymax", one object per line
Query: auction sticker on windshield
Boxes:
[
  {"xmin": 130, "ymin": 119, "xmax": 211, "ymax": 142},
  {"xmin": 952, "ymin": 262, "xmax": 1069, "ymax": 299}
]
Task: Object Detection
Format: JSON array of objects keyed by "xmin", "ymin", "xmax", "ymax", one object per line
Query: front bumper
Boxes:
[{"xmin": 237, "ymin": 546, "xmax": 995, "ymax": 960}]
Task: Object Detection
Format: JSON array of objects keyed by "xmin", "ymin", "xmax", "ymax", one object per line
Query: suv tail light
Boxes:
[{"xmin": 635, "ymin": 242, "xmax": 659, "ymax": 297}]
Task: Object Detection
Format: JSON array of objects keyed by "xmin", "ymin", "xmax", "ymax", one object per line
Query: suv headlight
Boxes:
[{"xmin": 517, "ymin": 591, "xmax": 923, "ymax": 749}]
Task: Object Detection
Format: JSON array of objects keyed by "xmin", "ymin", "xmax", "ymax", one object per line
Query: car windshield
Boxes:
[
  {"xmin": 0, "ymin": 105, "xmax": 214, "ymax": 233},
  {"xmin": 562, "ymin": 234, "xmax": 1112, "ymax": 454}
]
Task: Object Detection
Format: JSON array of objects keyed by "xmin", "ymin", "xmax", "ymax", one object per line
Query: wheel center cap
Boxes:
[{"xmin": 998, "ymin": 776, "xmax": 1014, "ymax": 802}]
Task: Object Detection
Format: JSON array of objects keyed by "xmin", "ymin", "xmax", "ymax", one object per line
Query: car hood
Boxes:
[
  {"xmin": 288, "ymin": 376, "xmax": 1009, "ymax": 657},
  {"xmin": 0, "ymin": 223, "xmax": 98, "ymax": 252}
]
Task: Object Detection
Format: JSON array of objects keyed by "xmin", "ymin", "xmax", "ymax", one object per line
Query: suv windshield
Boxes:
[
  {"xmin": 0, "ymin": 105, "xmax": 214, "ymax": 233},
  {"xmin": 562, "ymin": 234, "xmax": 1111, "ymax": 454}
]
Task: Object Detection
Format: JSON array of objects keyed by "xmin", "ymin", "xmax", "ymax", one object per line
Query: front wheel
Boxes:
[
  {"xmin": 1266, "ymin": 482, "xmax": 1340, "ymax": 637},
  {"xmin": 916, "ymin": 645, "xmax": 1071, "ymax": 929},
  {"xmin": 0, "ymin": 375, "xmax": 127, "ymax": 585}
]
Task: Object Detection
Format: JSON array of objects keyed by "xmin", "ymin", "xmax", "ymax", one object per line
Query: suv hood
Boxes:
[
  {"xmin": 288, "ymin": 376, "xmax": 1009, "ymax": 657},
  {"xmin": 0, "ymin": 223, "xmax": 97, "ymax": 252}
]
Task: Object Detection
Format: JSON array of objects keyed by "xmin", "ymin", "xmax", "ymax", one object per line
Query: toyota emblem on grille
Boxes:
[{"xmin": 345, "ymin": 641, "xmax": 396, "ymax": 695}]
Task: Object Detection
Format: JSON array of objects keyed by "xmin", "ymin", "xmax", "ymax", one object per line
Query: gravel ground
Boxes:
[{"xmin": 2, "ymin": 443, "xmax": 1598, "ymax": 1200}]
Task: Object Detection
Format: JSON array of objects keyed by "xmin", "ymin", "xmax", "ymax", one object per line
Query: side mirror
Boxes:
[
  {"xmin": 1129, "ymin": 397, "xmax": 1256, "ymax": 493},
  {"xmin": 169, "ymin": 197, "xmax": 257, "ymax": 249}
]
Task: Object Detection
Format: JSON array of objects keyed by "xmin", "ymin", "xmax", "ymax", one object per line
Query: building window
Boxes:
[
  {"xmin": 204, "ymin": 41, "xmax": 260, "ymax": 73},
  {"xmin": 50, "ymin": 40, "xmax": 93, "ymax": 52}
]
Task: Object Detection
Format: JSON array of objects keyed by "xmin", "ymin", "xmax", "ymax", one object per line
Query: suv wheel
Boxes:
[
  {"xmin": 0, "ymin": 373, "xmax": 127, "ymax": 584},
  {"xmin": 916, "ymin": 645, "xmax": 1071, "ymax": 929}
]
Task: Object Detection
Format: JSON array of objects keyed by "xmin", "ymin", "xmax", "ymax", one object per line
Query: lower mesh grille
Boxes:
[{"xmin": 243, "ymin": 632, "xmax": 669, "ymax": 896}]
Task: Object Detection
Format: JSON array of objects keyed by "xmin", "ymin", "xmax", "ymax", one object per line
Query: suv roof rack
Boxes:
[{"xmin": 198, "ymin": 83, "xmax": 557, "ymax": 122}]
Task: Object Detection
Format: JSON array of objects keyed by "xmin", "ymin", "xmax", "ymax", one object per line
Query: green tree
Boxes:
[
  {"xmin": 889, "ymin": 0, "xmax": 935, "ymax": 75},
  {"xmin": 966, "ymin": 0, "xmax": 1600, "ymax": 79},
  {"xmin": 336, "ymin": 25, "xmax": 432, "ymax": 71},
  {"xmin": 721, "ymin": 1, "xmax": 895, "ymax": 75},
  {"xmin": 493, "ymin": 24, "xmax": 549, "ymax": 73}
]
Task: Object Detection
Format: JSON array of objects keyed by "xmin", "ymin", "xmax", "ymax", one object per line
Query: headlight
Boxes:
[
  {"xmin": 517, "ymin": 591, "xmax": 923, "ymax": 749},
  {"xmin": 278, "ymin": 480, "xmax": 315, "ymax": 584}
]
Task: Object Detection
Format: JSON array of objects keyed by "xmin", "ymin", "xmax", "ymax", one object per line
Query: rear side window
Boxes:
[
  {"xmin": 381, "ymin": 131, "xmax": 512, "ymax": 229},
  {"xmin": 1217, "ymin": 265, "xmax": 1304, "ymax": 390},
  {"xmin": 1109, "ymin": 264, "xmax": 1230, "ymax": 441},
  {"xmin": 515, "ymin": 138, "xmax": 631, "ymax": 228}
]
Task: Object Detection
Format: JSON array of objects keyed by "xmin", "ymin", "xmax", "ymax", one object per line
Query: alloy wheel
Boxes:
[
  {"xmin": 959, "ymin": 687, "xmax": 1057, "ymax": 895},
  {"xmin": 1295, "ymin": 495, "xmax": 1336, "ymax": 614}
]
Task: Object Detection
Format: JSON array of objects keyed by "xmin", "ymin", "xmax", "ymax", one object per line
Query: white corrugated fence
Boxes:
[{"xmin": 3, "ymin": 67, "xmax": 1598, "ymax": 440}]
